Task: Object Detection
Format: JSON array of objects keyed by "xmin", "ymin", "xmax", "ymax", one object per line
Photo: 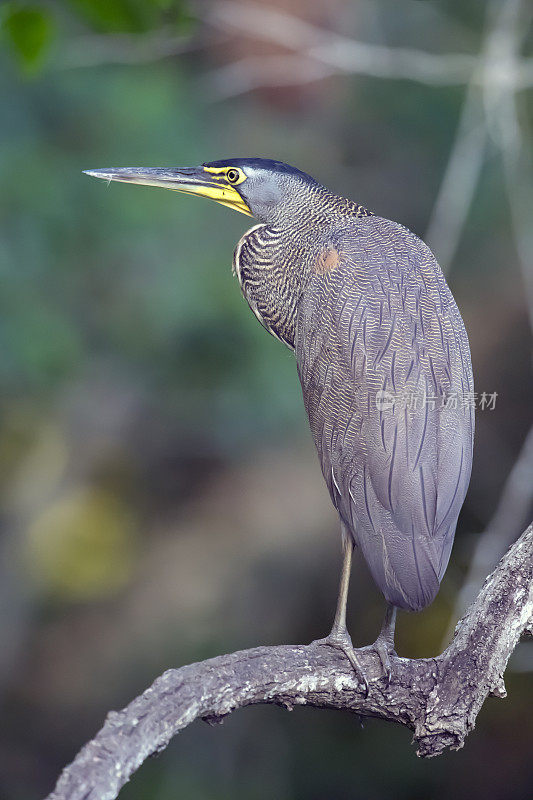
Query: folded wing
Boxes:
[{"xmin": 296, "ymin": 217, "xmax": 474, "ymax": 611}]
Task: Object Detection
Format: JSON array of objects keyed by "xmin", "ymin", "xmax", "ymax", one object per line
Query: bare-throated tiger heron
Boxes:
[{"xmin": 85, "ymin": 159, "xmax": 474, "ymax": 691}]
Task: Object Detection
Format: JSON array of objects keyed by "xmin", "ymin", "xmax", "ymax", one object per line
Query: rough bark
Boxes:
[{"xmin": 47, "ymin": 523, "xmax": 533, "ymax": 800}]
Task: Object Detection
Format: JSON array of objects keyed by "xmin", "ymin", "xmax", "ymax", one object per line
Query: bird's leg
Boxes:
[
  {"xmin": 330, "ymin": 534, "xmax": 353, "ymax": 636},
  {"xmin": 366, "ymin": 603, "xmax": 397, "ymax": 685},
  {"xmin": 313, "ymin": 532, "xmax": 369, "ymax": 695}
]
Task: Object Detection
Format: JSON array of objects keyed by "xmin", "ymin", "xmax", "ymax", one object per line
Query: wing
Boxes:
[{"xmin": 296, "ymin": 216, "xmax": 474, "ymax": 611}]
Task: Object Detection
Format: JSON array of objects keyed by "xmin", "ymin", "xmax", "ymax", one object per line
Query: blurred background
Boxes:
[{"xmin": 1, "ymin": 0, "xmax": 532, "ymax": 798}]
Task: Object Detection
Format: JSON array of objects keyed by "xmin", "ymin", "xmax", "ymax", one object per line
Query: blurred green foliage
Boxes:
[
  {"xmin": 1, "ymin": 0, "xmax": 192, "ymax": 74},
  {"xmin": 27, "ymin": 484, "xmax": 138, "ymax": 598},
  {"xmin": 66, "ymin": 0, "xmax": 191, "ymax": 33},
  {"xmin": 1, "ymin": 4, "xmax": 55, "ymax": 73}
]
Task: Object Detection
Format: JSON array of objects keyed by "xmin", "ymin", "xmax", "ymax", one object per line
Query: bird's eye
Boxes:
[{"xmin": 227, "ymin": 168, "xmax": 240, "ymax": 184}]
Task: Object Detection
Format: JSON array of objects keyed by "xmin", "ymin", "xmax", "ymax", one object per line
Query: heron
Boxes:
[{"xmin": 84, "ymin": 159, "xmax": 474, "ymax": 691}]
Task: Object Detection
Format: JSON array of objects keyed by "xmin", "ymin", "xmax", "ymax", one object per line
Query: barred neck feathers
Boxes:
[
  {"xmin": 262, "ymin": 180, "xmax": 372, "ymax": 228},
  {"xmin": 233, "ymin": 223, "xmax": 300, "ymax": 349},
  {"xmin": 305, "ymin": 183, "xmax": 373, "ymax": 225},
  {"xmin": 232, "ymin": 184, "xmax": 372, "ymax": 349}
]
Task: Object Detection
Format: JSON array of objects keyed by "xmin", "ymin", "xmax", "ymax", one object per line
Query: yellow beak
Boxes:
[{"xmin": 83, "ymin": 166, "xmax": 253, "ymax": 216}]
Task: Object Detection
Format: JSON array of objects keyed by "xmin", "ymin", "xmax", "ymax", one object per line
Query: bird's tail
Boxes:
[{"xmin": 360, "ymin": 521, "xmax": 456, "ymax": 612}]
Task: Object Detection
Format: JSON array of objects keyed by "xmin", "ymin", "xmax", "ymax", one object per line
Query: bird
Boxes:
[{"xmin": 84, "ymin": 159, "xmax": 474, "ymax": 691}]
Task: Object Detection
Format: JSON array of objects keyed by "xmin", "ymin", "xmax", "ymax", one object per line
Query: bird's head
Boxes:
[{"xmin": 84, "ymin": 158, "xmax": 320, "ymax": 225}]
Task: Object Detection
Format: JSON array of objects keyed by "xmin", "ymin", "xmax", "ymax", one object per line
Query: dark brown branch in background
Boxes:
[{"xmin": 47, "ymin": 523, "xmax": 532, "ymax": 800}]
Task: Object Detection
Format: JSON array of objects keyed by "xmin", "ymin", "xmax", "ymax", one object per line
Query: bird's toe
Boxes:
[
  {"xmin": 313, "ymin": 631, "xmax": 369, "ymax": 696},
  {"xmin": 362, "ymin": 639, "xmax": 397, "ymax": 686}
]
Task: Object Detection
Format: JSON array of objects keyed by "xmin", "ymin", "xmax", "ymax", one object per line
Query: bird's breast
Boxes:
[{"xmin": 233, "ymin": 223, "xmax": 315, "ymax": 350}]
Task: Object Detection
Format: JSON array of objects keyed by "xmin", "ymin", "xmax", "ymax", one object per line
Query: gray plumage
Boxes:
[
  {"xmin": 84, "ymin": 158, "xmax": 474, "ymax": 618},
  {"xmin": 232, "ymin": 160, "xmax": 474, "ymax": 612}
]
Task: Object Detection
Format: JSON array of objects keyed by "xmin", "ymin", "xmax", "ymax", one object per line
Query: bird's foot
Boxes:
[
  {"xmin": 361, "ymin": 637, "xmax": 397, "ymax": 687},
  {"xmin": 313, "ymin": 630, "xmax": 369, "ymax": 697}
]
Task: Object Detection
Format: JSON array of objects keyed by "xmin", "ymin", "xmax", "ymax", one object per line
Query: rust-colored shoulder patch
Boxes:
[{"xmin": 314, "ymin": 246, "xmax": 341, "ymax": 275}]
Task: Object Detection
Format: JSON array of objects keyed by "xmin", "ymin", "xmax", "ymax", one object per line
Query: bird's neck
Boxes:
[
  {"xmin": 261, "ymin": 183, "xmax": 372, "ymax": 229},
  {"xmin": 232, "ymin": 223, "xmax": 299, "ymax": 349},
  {"xmin": 233, "ymin": 192, "xmax": 371, "ymax": 348}
]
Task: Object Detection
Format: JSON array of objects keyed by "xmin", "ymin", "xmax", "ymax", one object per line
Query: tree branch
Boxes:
[
  {"xmin": 445, "ymin": 424, "xmax": 533, "ymax": 637},
  {"xmin": 47, "ymin": 522, "xmax": 532, "ymax": 800},
  {"xmin": 206, "ymin": 1, "xmax": 476, "ymax": 84}
]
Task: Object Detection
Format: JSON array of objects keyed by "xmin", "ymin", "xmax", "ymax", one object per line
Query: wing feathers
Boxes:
[{"xmin": 296, "ymin": 216, "xmax": 473, "ymax": 611}]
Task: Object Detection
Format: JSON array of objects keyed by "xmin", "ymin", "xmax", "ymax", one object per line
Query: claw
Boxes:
[
  {"xmin": 363, "ymin": 603, "xmax": 397, "ymax": 686},
  {"xmin": 362, "ymin": 638, "xmax": 396, "ymax": 686},
  {"xmin": 314, "ymin": 632, "xmax": 370, "ymax": 697}
]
